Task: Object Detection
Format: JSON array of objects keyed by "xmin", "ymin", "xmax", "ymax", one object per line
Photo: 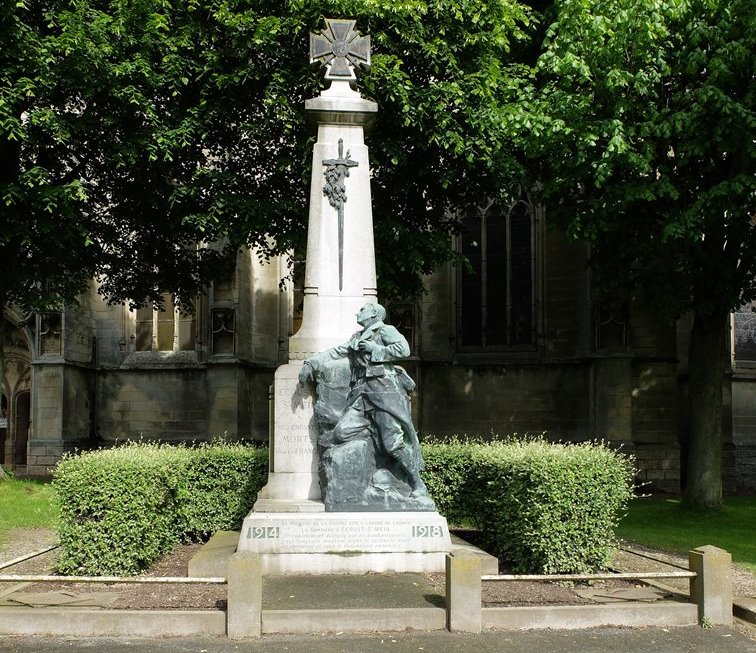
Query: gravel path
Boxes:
[
  {"xmin": 0, "ymin": 528, "xmax": 58, "ymax": 572},
  {"xmin": 613, "ymin": 540, "xmax": 756, "ymax": 599}
]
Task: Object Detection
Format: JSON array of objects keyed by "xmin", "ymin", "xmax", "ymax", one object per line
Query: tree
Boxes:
[
  {"xmin": 1, "ymin": 0, "xmax": 533, "ymax": 390},
  {"xmin": 0, "ymin": 0, "xmax": 534, "ymax": 404},
  {"xmin": 527, "ymin": 0, "xmax": 754, "ymax": 508},
  {"xmin": 1, "ymin": 0, "xmax": 536, "ymax": 304}
]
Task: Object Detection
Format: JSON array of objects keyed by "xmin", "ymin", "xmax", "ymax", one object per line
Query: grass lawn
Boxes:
[
  {"xmin": 0, "ymin": 476, "xmax": 59, "ymax": 544},
  {"xmin": 617, "ymin": 496, "xmax": 756, "ymax": 574}
]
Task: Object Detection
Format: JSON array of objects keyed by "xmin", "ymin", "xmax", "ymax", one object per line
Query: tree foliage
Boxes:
[
  {"xmin": 1, "ymin": 0, "xmax": 534, "ymax": 310},
  {"xmin": 531, "ymin": 0, "xmax": 754, "ymax": 317},
  {"xmin": 527, "ymin": 0, "xmax": 755, "ymax": 508}
]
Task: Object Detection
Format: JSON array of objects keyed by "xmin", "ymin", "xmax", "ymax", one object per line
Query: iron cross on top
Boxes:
[{"xmin": 310, "ymin": 18, "xmax": 371, "ymax": 80}]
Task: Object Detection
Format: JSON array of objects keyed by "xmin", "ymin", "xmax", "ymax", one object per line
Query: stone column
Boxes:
[
  {"xmin": 446, "ymin": 552, "xmax": 482, "ymax": 633},
  {"xmin": 253, "ymin": 64, "xmax": 376, "ymax": 512},
  {"xmin": 289, "ymin": 81, "xmax": 378, "ymax": 358},
  {"xmin": 227, "ymin": 551, "xmax": 263, "ymax": 639}
]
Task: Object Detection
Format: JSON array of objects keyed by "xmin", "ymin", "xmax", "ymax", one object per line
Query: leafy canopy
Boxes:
[
  {"xmin": 1, "ymin": 0, "xmax": 534, "ymax": 309},
  {"xmin": 529, "ymin": 0, "xmax": 755, "ymax": 318}
]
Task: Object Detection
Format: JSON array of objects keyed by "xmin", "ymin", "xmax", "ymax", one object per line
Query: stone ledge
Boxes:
[
  {"xmin": 483, "ymin": 602, "xmax": 697, "ymax": 630},
  {"xmin": 733, "ymin": 597, "xmax": 756, "ymax": 624},
  {"xmin": 0, "ymin": 608, "xmax": 226, "ymax": 637},
  {"xmin": 188, "ymin": 530, "xmax": 239, "ymax": 578},
  {"xmin": 189, "ymin": 530, "xmax": 497, "ymax": 577},
  {"xmin": 0, "ymin": 601, "xmax": 703, "ymax": 637}
]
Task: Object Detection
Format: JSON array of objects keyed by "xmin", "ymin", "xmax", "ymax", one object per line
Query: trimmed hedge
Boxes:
[
  {"xmin": 54, "ymin": 442, "xmax": 268, "ymax": 575},
  {"xmin": 180, "ymin": 443, "xmax": 269, "ymax": 541},
  {"xmin": 423, "ymin": 438, "xmax": 635, "ymax": 573},
  {"xmin": 54, "ymin": 438, "xmax": 632, "ymax": 575}
]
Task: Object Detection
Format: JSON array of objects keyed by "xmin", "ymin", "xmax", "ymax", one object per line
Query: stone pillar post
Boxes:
[
  {"xmin": 227, "ymin": 551, "xmax": 263, "ymax": 639},
  {"xmin": 253, "ymin": 52, "xmax": 377, "ymax": 512},
  {"xmin": 446, "ymin": 552, "xmax": 482, "ymax": 633},
  {"xmin": 288, "ymin": 81, "xmax": 378, "ymax": 358},
  {"xmin": 689, "ymin": 545, "xmax": 732, "ymax": 625}
]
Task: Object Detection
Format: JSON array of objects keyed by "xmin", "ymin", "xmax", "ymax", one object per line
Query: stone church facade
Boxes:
[{"xmin": 2, "ymin": 199, "xmax": 755, "ymax": 492}]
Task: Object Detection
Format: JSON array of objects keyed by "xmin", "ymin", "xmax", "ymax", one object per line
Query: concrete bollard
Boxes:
[
  {"xmin": 689, "ymin": 545, "xmax": 733, "ymax": 626},
  {"xmin": 227, "ymin": 551, "xmax": 263, "ymax": 639},
  {"xmin": 446, "ymin": 551, "xmax": 482, "ymax": 633}
]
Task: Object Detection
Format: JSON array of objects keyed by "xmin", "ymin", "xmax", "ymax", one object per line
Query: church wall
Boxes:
[
  {"xmin": 90, "ymin": 295, "xmax": 128, "ymax": 367},
  {"xmin": 730, "ymin": 374, "xmax": 756, "ymax": 493},
  {"xmin": 413, "ymin": 218, "xmax": 723, "ymax": 493},
  {"xmin": 418, "ymin": 266, "xmax": 453, "ymax": 362},
  {"xmin": 14, "ymin": 232, "xmax": 756, "ymax": 494},
  {"xmin": 96, "ymin": 369, "xmax": 208, "ymax": 442},
  {"xmin": 628, "ymin": 359, "xmax": 680, "ymax": 493},
  {"xmin": 731, "ymin": 375, "xmax": 756, "ymax": 445},
  {"xmin": 630, "ymin": 361, "xmax": 679, "ymax": 444},
  {"xmin": 28, "ymin": 363, "xmax": 65, "ymax": 474},
  {"xmin": 204, "ymin": 363, "xmax": 272, "ymax": 440},
  {"xmin": 419, "ymin": 363, "xmax": 592, "ymax": 439},
  {"xmin": 61, "ymin": 287, "xmax": 96, "ymax": 365}
]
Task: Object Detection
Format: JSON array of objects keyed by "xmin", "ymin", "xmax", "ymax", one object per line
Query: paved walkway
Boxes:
[{"xmin": 4, "ymin": 625, "xmax": 756, "ymax": 653}]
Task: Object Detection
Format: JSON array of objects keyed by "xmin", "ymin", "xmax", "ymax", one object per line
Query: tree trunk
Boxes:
[{"xmin": 683, "ymin": 310, "xmax": 728, "ymax": 510}]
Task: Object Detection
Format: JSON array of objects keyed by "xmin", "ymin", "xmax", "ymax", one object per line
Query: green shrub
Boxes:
[
  {"xmin": 180, "ymin": 443, "xmax": 269, "ymax": 540},
  {"xmin": 423, "ymin": 438, "xmax": 635, "ymax": 574},
  {"xmin": 54, "ymin": 443, "xmax": 187, "ymax": 575},
  {"xmin": 54, "ymin": 442, "xmax": 269, "ymax": 575},
  {"xmin": 54, "ymin": 437, "xmax": 631, "ymax": 576},
  {"xmin": 421, "ymin": 438, "xmax": 476, "ymax": 525}
]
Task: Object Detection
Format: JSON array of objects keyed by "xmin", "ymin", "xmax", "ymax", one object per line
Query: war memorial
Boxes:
[{"xmin": 238, "ymin": 18, "xmax": 452, "ymax": 575}]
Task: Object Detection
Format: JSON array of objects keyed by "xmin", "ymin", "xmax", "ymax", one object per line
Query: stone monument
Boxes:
[{"xmin": 238, "ymin": 18, "xmax": 451, "ymax": 574}]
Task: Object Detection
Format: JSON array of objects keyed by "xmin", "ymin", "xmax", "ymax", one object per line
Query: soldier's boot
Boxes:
[
  {"xmin": 409, "ymin": 474, "xmax": 429, "ymax": 498},
  {"xmin": 394, "ymin": 448, "xmax": 428, "ymax": 498}
]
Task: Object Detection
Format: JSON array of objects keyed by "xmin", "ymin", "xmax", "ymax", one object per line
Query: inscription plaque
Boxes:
[{"xmin": 241, "ymin": 513, "xmax": 451, "ymax": 554}]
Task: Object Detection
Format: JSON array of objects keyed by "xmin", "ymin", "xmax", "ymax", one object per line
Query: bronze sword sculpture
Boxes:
[{"xmin": 322, "ymin": 139, "xmax": 358, "ymax": 290}]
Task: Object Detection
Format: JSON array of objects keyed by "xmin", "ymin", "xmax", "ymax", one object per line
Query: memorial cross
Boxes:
[
  {"xmin": 309, "ymin": 18, "xmax": 371, "ymax": 80},
  {"xmin": 322, "ymin": 138, "xmax": 358, "ymax": 290}
]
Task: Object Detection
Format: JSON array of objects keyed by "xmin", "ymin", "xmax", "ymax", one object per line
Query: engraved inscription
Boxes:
[
  {"xmin": 276, "ymin": 423, "xmax": 317, "ymax": 457},
  {"xmin": 412, "ymin": 525, "xmax": 444, "ymax": 538},
  {"xmin": 247, "ymin": 526, "xmax": 280, "ymax": 540},
  {"xmin": 242, "ymin": 517, "xmax": 449, "ymax": 554}
]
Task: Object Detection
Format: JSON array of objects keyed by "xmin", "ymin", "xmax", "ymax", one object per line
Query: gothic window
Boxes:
[
  {"xmin": 135, "ymin": 293, "xmax": 196, "ymax": 352},
  {"xmin": 594, "ymin": 299, "xmax": 628, "ymax": 352},
  {"xmin": 40, "ymin": 312, "xmax": 62, "ymax": 356},
  {"xmin": 212, "ymin": 309, "xmax": 236, "ymax": 355},
  {"xmin": 733, "ymin": 301, "xmax": 756, "ymax": 367},
  {"xmin": 457, "ymin": 199, "xmax": 536, "ymax": 350}
]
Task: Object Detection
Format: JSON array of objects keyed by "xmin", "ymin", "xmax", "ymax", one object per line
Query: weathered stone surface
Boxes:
[
  {"xmin": 238, "ymin": 511, "xmax": 451, "ymax": 555},
  {"xmin": 689, "ymin": 545, "xmax": 733, "ymax": 626},
  {"xmin": 253, "ymin": 363, "xmax": 322, "ymax": 511}
]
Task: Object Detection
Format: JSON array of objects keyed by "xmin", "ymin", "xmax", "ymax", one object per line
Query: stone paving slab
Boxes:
[{"xmin": 262, "ymin": 572, "xmax": 443, "ymax": 610}]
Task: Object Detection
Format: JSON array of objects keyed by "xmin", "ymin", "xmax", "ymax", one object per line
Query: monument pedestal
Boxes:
[
  {"xmin": 238, "ymin": 510, "xmax": 452, "ymax": 574},
  {"xmin": 253, "ymin": 362, "xmax": 323, "ymax": 512},
  {"xmin": 242, "ymin": 20, "xmax": 451, "ymax": 577}
]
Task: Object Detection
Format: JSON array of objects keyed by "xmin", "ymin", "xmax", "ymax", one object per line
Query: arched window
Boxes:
[
  {"xmin": 135, "ymin": 293, "xmax": 196, "ymax": 352},
  {"xmin": 458, "ymin": 198, "xmax": 536, "ymax": 350},
  {"xmin": 733, "ymin": 301, "xmax": 756, "ymax": 369}
]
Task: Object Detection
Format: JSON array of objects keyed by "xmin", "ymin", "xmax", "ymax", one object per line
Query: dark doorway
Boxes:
[
  {"xmin": 14, "ymin": 391, "xmax": 30, "ymax": 466},
  {"xmin": 0, "ymin": 394, "xmax": 7, "ymax": 466}
]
